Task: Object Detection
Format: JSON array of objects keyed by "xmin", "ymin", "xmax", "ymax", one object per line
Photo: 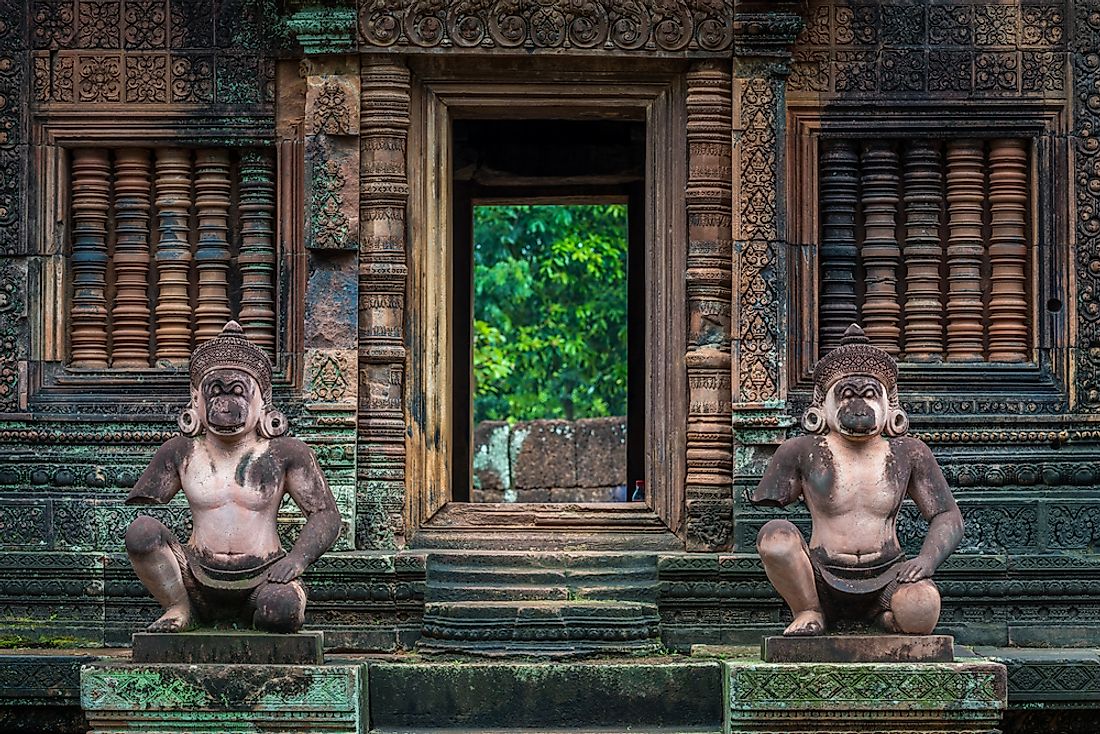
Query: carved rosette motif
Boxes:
[
  {"xmin": 685, "ymin": 61, "xmax": 733, "ymax": 552},
  {"xmin": 359, "ymin": 58, "xmax": 410, "ymax": 550},
  {"xmin": 358, "ymin": 0, "xmax": 734, "ymax": 53}
]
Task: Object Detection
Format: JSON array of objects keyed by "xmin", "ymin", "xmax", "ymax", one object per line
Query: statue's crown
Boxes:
[
  {"xmin": 813, "ymin": 324, "xmax": 897, "ymax": 393},
  {"xmin": 190, "ymin": 321, "xmax": 272, "ymax": 401}
]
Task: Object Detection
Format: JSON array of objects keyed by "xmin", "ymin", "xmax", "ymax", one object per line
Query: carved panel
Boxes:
[
  {"xmin": 789, "ymin": 0, "xmax": 1068, "ymax": 99},
  {"xmin": 358, "ymin": 58, "xmax": 409, "ymax": 550},
  {"xmin": 1074, "ymin": 1, "xmax": 1100, "ymax": 409},
  {"xmin": 357, "ymin": 0, "xmax": 734, "ymax": 54}
]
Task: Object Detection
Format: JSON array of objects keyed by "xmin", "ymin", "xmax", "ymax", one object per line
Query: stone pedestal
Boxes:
[
  {"xmin": 81, "ymin": 663, "xmax": 363, "ymax": 733},
  {"xmin": 132, "ymin": 630, "xmax": 324, "ymax": 665},
  {"xmin": 762, "ymin": 634, "xmax": 955, "ymax": 663},
  {"xmin": 726, "ymin": 660, "xmax": 1007, "ymax": 733}
]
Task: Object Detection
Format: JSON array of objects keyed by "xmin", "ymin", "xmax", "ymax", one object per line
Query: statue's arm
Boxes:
[
  {"xmin": 125, "ymin": 437, "xmax": 188, "ymax": 505},
  {"xmin": 277, "ymin": 440, "xmax": 341, "ymax": 578},
  {"xmin": 904, "ymin": 438, "xmax": 964, "ymax": 576},
  {"xmin": 750, "ymin": 438, "xmax": 805, "ymax": 508}
]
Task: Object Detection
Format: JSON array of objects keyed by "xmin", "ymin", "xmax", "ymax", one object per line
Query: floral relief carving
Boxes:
[
  {"xmin": 32, "ymin": 56, "xmax": 50, "ymax": 103},
  {"xmin": 975, "ymin": 51, "xmax": 1018, "ymax": 92},
  {"xmin": 78, "ymin": 54, "xmax": 121, "ymax": 101},
  {"xmin": 833, "ymin": 50, "xmax": 876, "ymax": 93},
  {"xmin": 834, "ymin": 4, "xmax": 876, "ymax": 45},
  {"xmin": 124, "ymin": 54, "xmax": 167, "ymax": 102},
  {"xmin": 32, "ymin": 0, "xmax": 76, "ymax": 49},
  {"xmin": 77, "ymin": 1, "xmax": 121, "ymax": 49},
  {"xmin": 1021, "ymin": 4, "xmax": 1064, "ymax": 47},
  {"xmin": 789, "ymin": 49, "xmax": 829, "ymax": 92},
  {"xmin": 1022, "ymin": 50, "xmax": 1065, "ymax": 93},
  {"xmin": 1073, "ymin": 7, "xmax": 1100, "ymax": 408},
  {"xmin": 311, "ymin": 159, "xmax": 350, "ymax": 250},
  {"xmin": 974, "ymin": 5, "xmax": 1017, "ymax": 47},
  {"xmin": 880, "ymin": 49, "xmax": 924, "ymax": 92},
  {"xmin": 308, "ymin": 351, "xmax": 353, "ymax": 403},
  {"xmin": 928, "ymin": 5, "xmax": 971, "ymax": 46},
  {"xmin": 880, "ymin": 4, "xmax": 924, "ymax": 47},
  {"xmin": 312, "ymin": 77, "xmax": 353, "ymax": 136},
  {"xmin": 169, "ymin": 55, "xmax": 213, "ymax": 103},
  {"xmin": 123, "ymin": 0, "xmax": 167, "ymax": 49},
  {"xmin": 928, "ymin": 50, "xmax": 972, "ymax": 92}
]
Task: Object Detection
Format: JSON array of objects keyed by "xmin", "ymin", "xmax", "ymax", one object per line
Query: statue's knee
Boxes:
[
  {"xmin": 254, "ymin": 584, "xmax": 305, "ymax": 633},
  {"xmin": 125, "ymin": 516, "xmax": 167, "ymax": 556},
  {"xmin": 757, "ymin": 520, "xmax": 802, "ymax": 560},
  {"xmin": 891, "ymin": 580, "xmax": 941, "ymax": 634}
]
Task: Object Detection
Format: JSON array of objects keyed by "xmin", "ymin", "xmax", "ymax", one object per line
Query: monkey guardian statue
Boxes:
[
  {"xmin": 124, "ymin": 321, "xmax": 341, "ymax": 633},
  {"xmin": 751, "ymin": 324, "xmax": 964, "ymax": 636}
]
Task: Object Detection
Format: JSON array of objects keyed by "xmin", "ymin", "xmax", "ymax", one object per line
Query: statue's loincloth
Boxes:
[
  {"xmin": 808, "ymin": 546, "xmax": 907, "ymax": 624},
  {"xmin": 167, "ymin": 539, "xmax": 288, "ymax": 620}
]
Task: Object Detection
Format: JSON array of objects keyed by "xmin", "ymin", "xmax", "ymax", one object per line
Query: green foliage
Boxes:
[{"xmin": 474, "ymin": 204, "xmax": 628, "ymax": 423}]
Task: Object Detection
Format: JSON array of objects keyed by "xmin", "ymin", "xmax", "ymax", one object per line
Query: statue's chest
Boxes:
[
  {"xmin": 809, "ymin": 444, "xmax": 904, "ymax": 516},
  {"xmin": 182, "ymin": 452, "xmax": 281, "ymax": 512}
]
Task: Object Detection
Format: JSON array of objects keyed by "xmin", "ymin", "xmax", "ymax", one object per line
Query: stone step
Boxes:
[
  {"xmin": 425, "ymin": 582, "xmax": 659, "ymax": 603},
  {"xmin": 418, "ymin": 600, "xmax": 662, "ymax": 657},
  {"xmin": 367, "ymin": 660, "xmax": 724, "ymax": 732}
]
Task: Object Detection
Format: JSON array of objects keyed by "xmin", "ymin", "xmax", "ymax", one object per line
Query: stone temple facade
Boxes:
[{"xmin": 1, "ymin": 1, "xmax": 1100, "ymax": 731}]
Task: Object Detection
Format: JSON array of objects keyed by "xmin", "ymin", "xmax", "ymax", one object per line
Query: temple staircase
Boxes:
[{"xmin": 417, "ymin": 550, "xmax": 662, "ymax": 657}]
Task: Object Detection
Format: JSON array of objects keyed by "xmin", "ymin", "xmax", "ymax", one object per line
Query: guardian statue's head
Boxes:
[
  {"xmin": 803, "ymin": 324, "xmax": 908, "ymax": 439},
  {"xmin": 178, "ymin": 321, "xmax": 287, "ymax": 439}
]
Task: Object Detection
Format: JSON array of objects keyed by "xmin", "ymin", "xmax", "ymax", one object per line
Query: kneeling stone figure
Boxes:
[
  {"xmin": 125, "ymin": 321, "xmax": 341, "ymax": 633},
  {"xmin": 752, "ymin": 324, "xmax": 964, "ymax": 636}
]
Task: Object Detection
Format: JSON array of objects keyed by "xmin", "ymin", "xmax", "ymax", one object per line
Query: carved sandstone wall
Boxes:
[{"xmin": 472, "ymin": 418, "xmax": 628, "ymax": 503}]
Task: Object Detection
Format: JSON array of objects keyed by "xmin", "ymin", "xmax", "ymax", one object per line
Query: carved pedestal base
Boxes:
[
  {"xmin": 80, "ymin": 663, "xmax": 363, "ymax": 733},
  {"xmin": 132, "ymin": 630, "xmax": 324, "ymax": 665},
  {"xmin": 761, "ymin": 634, "xmax": 955, "ymax": 663},
  {"xmin": 726, "ymin": 660, "xmax": 1007, "ymax": 733}
]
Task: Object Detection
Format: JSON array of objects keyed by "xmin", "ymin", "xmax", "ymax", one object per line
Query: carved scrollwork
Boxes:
[{"xmin": 359, "ymin": 0, "xmax": 732, "ymax": 53}]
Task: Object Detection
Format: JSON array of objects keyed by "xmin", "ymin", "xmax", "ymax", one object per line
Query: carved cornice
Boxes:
[
  {"xmin": 733, "ymin": 8, "xmax": 803, "ymax": 59},
  {"xmin": 357, "ymin": 0, "xmax": 735, "ymax": 55}
]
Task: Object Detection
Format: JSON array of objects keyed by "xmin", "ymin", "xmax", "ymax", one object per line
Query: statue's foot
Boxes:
[
  {"xmin": 146, "ymin": 605, "xmax": 193, "ymax": 633},
  {"xmin": 783, "ymin": 610, "xmax": 825, "ymax": 636}
]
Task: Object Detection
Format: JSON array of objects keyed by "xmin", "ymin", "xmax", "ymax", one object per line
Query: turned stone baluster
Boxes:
[
  {"xmin": 70, "ymin": 148, "xmax": 111, "ymax": 368},
  {"xmin": 944, "ymin": 140, "xmax": 987, "ymax": 362},
  {"xmin": 818, "ymin": 139, "xmax": 860, "ymax": 354},
  {"xmin": 860, "ymin": 141, "xmax": 902, "ymax": 355},
  {"xmin": 154, "ymin": 148, "xmax": 194, "ymax": 364},
  {"xmin": 111, "ymin": 149, "xmax": 153, "ymax": 367},
  {"xmin": 237, "ymin": 149, "xmax": 277, "ymax": 357},
  {"xmin": 193, "ymin": 149, "xmax": 233, "ymax": 345},
  {"xmin": 987, "ymin": 139, "xmax": 1030, "ymax": 363},
  {"xmin": 902, "ymin": 141, "xmax": 945, "ymax": 362}
]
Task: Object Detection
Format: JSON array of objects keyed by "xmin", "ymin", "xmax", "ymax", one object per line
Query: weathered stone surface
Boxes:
[
  {"xmin": 550, "ymin": 485, "xmax": 620, "ymax": 503},
  {"xmin": 473, "ymin": 420, "xmax": 511, "ymax": 494},
  {"xmin": 761, "ymin": 634, "xmax": 955, "ymax": 663},
  {"xmin": 575, "ymin": 417, "xmax": 627, "ymax": 487},
  {"xmin": 726, "ymin": 660, "xmax": 1007, "ymax": 733},
  {"xmin": 131, "ymin": 630, "xmax": 324, "ymax": 665},
  {"xmin": 81, "ymin": 662, "xmax": 363, "ymax": 734},
  {"xmin": 511, "ymin": 420, "xmax": 576, "ymax": 490},
  {"xmin": 369, "ymin": 660, "xmax": 723, "ymax": 731}
]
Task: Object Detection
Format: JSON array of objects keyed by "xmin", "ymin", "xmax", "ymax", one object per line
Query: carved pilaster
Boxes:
[
  {"xmin": 192, "ymin": 149, "xmax": 232, "ymax": 345},
  {"xmin": 685, "ymin": 60, "xmax": 733, "ymax": 552},
  {"xmin": 1074, "ymin": 8, "xmax": 1100, "ymax": 408},
  {"xmin": 944, "ymin": 139, "xmax": 987, "ymax": 362},
  {"xmin": 153, "ymin": 148, "xmax": 193, "ymax": 365},
  {"xmin": 859, "ymin": 141, "xmax": 901, "ymax": 355},
  {"xmin": 69, "ymin": 148, "xmax": 110, "ymax": 369},
  {"xmin": 818, "ymin": 140, "xmax": 860, "ymax": 354},
  {"xmin": 359, "ymin": 57, "xmax": 409, "ymax": 550},
  {"xmin": 901, "ymin": 141, "xmax": 945, "ymax": 362},
  {"xmin": 237, "ymin": 149, "xmax": 277, "ymax": 358},
  {"xmin": 987, "ymin": 139, "xmax": 1030, "ymax": 363},
  {"xmin": 110, "ymin": 148, "xmax": 153, "ymax": 368}
]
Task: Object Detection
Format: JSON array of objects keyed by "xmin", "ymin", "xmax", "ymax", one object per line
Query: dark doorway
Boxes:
[{"xmin": 451, "ymin": 119, "xmax": 646, "ymax": 503}]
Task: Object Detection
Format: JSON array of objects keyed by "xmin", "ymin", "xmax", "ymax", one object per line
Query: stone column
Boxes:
[
  {"xmin": 288, "ymin": 5, "xmax": 362, "ymax": 550},
  {"xmin": 729, "ymin": 4, "xmax": 803, "ymax": 550}
]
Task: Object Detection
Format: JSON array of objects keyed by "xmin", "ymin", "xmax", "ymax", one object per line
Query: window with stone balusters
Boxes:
[
  {"xmin": 816, "ymin": 138, "xmax": 1032, "ymax": 364},
  {"xmin": 67, "ymin": 147, "xmax": 278, "ymax": 369}
]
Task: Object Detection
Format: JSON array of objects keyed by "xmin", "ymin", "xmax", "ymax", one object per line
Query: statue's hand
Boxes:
[
  {"xmin": 266, "ymin": 555, "xmax": 307, "ymax": 584},
  {"xmin": 895, "ymin": 556, "xmax": 936, "ymax": 584}
]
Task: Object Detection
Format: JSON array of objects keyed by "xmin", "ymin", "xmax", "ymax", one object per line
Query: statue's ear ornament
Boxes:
[
  {"xmin": 177, "ymin": 401, "xmax": 202, "ymax": 437},
  {"xmin": 259, "ymin": 406, "xmax": 289, "ymax": 438}
]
